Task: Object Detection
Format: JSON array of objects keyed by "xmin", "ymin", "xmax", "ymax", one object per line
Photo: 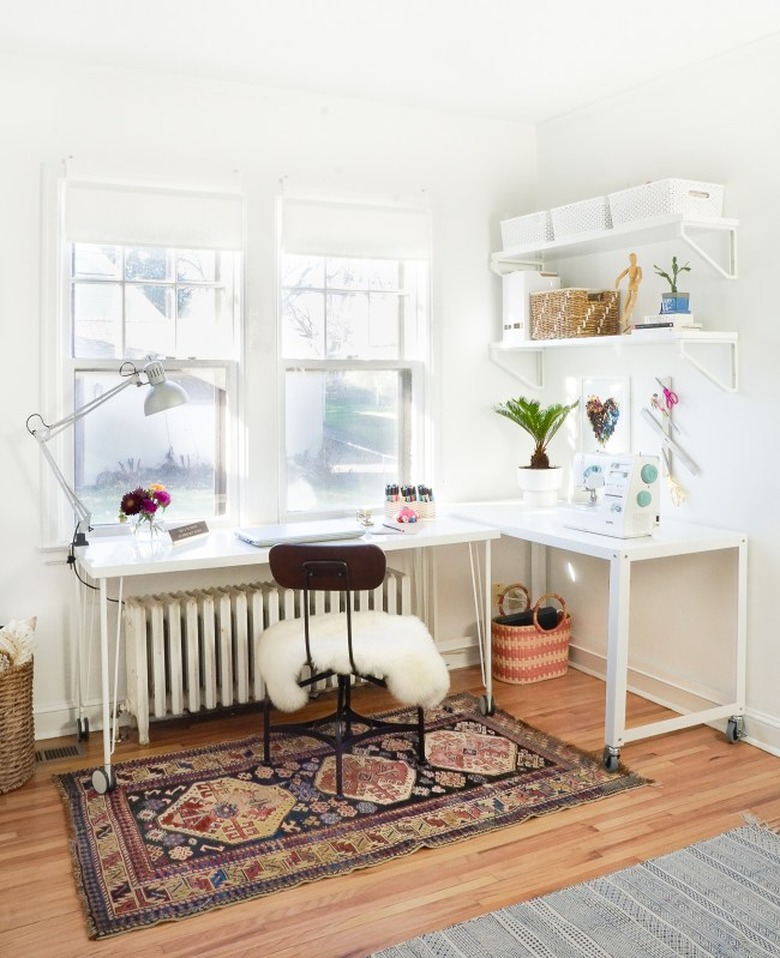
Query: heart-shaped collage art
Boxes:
[{"xmin": 586, "ymin": 395, "xmax": 620, "ymax": 446}]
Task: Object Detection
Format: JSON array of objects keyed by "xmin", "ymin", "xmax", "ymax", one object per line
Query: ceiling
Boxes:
[{"xmin": 3, "ymin": 0, "xmax": 780, "ymax": 123}]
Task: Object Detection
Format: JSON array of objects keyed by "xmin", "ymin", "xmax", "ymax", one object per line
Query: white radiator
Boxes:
[{"xmin": 124, "ymin": 571, "xmax": 411, "ymax": 745}]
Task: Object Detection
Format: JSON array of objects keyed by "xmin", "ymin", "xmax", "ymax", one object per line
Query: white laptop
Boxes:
[{"xmin": 235, "ymin": 519, "xmax": 365, "ymax": 548}]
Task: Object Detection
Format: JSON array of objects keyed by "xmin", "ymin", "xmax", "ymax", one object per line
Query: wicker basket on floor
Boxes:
[
  {"xmin": 530, "ymin": 288, "xmax": 620, "ymax": 340},
  {"xmin": 0, "ymin": 658, "xmax": 35, "ymax": 794},
  {"xmin": 492, "ymin": 585, "xmax": 570, "ymax": 684}
]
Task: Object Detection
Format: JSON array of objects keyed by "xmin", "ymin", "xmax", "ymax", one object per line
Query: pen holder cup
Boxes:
[{"xmin": 384, "ymin": 502, "xmax": 436, "ymax": 520}]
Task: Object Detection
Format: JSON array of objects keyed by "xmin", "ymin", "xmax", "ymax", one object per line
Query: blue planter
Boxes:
[{"xmin": 660, "ymin": 292, "xmax": 690, "ymax": 314}]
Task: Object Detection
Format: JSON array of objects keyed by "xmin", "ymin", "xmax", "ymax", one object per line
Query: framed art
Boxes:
[{"xmin": 581, "ymin": 376, "xmax": 631, "ymax": 453}]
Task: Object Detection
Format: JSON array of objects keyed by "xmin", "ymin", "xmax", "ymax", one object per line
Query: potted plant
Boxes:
[
  {"xmin": 654, "ymin": 256, "xmax": 691, "ymax": 314},
  {"xmin": 493, "ymin": 396, "xmax": 579, "ymax": 507}
]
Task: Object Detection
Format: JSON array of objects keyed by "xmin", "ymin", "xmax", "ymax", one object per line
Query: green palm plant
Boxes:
[{"xmin": 494, "ymin": 396, "xmax": 579, "ymax": 469}]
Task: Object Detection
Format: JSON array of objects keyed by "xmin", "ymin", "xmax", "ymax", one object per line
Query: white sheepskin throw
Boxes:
[{"xmin": 257, "ymin": 611, "xmax": 450, "ymax": 713}]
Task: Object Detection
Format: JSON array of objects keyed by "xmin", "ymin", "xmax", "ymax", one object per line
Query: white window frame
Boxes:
[
  {"xmin": 276, "ymin": 197, "xmax": 433, "ymax": 518},
  {"xmin": 38, "ymin": 164, "xmax": 245, "ymax": 545}
]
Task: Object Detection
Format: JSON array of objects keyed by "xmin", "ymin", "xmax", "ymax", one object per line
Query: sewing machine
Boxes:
[{"xmin": 559, "ymin": 453, "xmax": 660, "ymax": 538}]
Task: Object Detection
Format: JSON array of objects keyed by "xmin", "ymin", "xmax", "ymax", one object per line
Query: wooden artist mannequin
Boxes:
[{"xmin": 614, "ymin": 251, "xmax": 642, "ymax": 331}]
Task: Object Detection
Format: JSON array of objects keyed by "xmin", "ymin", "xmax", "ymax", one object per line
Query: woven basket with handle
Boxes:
[
  {"xmin": 530, "ymin": 288, "xmax": 620, "ymax": 340},
  {"xmin": 491, "ymin": 584, "xmax": 571, "ymax": 685},
  {"xmin": 0, "ymin": 658, "xmax": 35, "ymax": 794}
]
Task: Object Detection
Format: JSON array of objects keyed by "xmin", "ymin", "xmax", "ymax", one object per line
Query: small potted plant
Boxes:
[
  {"xmin": 654, "ymin": 256, "xmax": 691, "ymax": 314},
  {"xmin": 493, "ymin": 396, "xmax": 579, "ymax": 507}
]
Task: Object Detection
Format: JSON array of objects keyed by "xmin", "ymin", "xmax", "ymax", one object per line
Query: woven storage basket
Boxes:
[
  {"xmin": 608, "ymin": 178, "xmax": 724, "ymax": 225},
  {"xmin": 530, "ymin": 287, "xmax": 620, "ymax": 340},
  {"xmin": 500, "ymin": 211, "xmax": 553, "ymax": 249},
  {"xmin": 0, "ymin": 658, "xmax": 35, "ymax": 794},
  {"xmin": 550, "ymin": 196, "xmax": 611, "ymax": 238},
  {"xmin": 492, "ymin": 585, "xmax": 570, "ymax": 685}
]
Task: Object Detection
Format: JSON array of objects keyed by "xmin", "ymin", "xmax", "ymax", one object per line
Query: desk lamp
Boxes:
[{"xmin": 26, "ymin": 360, "xmax": 188, "ymax": 546}]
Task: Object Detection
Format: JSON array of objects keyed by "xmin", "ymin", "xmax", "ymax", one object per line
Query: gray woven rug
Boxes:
[{"xmin": 371, "ymin": 822, "xmax": 780, "ymax": 957}]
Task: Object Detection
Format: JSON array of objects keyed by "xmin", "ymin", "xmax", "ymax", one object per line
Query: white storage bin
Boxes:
[
  {"xmin": 500, "ymin": 211, "xmax": 553, "ymax": 249},
  {"xmin": 550, "ymin": 196, "xmax": 611, "ymax": 238},
  {"xmin": 502, "ymin": 270, "xmax": 560, "ymax": 344},
  {"xmin": 608, "ymin": 179, "xmax": 724, "ymax": 224}
]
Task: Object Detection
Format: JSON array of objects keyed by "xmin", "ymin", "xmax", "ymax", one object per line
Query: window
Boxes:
[
  {"xmin": 54, "ymin": 176, "xmax": 243, "ymax": 536},
  {"xmin": 279, "ymin": 199, "xmax": 431, "ymax": 514}
]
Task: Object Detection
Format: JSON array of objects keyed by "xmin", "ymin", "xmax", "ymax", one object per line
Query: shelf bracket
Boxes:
[
  {"xmin": 676, "ymin": 337, "xmax": 739, "ymax": 392},
  {"xmin": 679, "ymin": 221, "xmax": 738, "ymax": 279},
  {"xmin": 488, "ymin": 343, "xmax": 544, "ymax": 389}
]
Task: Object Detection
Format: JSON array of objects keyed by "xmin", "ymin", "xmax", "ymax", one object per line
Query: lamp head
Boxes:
[{"xmin": 142, "ymin": 361, "xmax": 188, "ymax": 416}]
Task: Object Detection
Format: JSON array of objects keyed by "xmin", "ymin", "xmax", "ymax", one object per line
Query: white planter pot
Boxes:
[{"xmin": 517, "ymin": 466, "xmax": 563, "ymax": 508}]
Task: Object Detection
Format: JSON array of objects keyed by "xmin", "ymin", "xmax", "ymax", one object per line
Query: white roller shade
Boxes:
[
  {"xmin": 281, "ymin": 198, "xmax": 430, "ymax": 259},
  {"xmin": 64, "ymin": 180, "xmax": 244, "ymax": 250}
]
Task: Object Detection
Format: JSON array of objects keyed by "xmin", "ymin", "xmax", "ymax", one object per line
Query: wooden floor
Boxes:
[{"xmin": 1, "ymin": 666, "xmax": 779, "ymax": 957}]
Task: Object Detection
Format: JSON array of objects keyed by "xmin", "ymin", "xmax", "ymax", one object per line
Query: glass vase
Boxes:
[{"xmin": 132, "ymin": 515, "xmax": 172, "ymax": 557}]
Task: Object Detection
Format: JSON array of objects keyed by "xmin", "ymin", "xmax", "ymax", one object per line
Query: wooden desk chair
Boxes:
[{"xmin": 257, "ymin": 541, "xmax": 449, "ymax": 794}]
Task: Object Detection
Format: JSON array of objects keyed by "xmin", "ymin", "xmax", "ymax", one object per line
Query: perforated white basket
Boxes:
[
  {"xmin": 550, "ymin": 196, "xmax": 611, "ymax": 239},
  {"xmin": 608, "ymin": 179, "xmax": 724, "ymax": 224},
  {"xmin": 500, "ymin": 211, "xmax": 553, "ymax": 249}
]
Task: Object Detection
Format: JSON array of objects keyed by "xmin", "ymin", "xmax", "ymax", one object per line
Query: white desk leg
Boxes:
[
  {"xmin": 604, "ymin": 550, "xmax": 631, "ymax": 770},
  {"xmin": 91, "ymin": 578, "xmax": 116, "ymax": 794},
  {"xmin": 530, "ymin": 542, "xmax": 546, "ymax": 599},
  {"xmin": 483, "ymin": 538, "xmax": 493, "ymax": 713},
  {"xmin": 728, "ymin": 537, "xmax": 748, "ymax": 742},
  {"xmin": 469, "ymin": 539, "xmax": 495, "ymax": 714}
]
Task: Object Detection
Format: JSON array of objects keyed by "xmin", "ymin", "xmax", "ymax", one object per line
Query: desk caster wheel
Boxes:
[
  {"xmin": 479, "ymin": 695, "xmax": 496, "ymax": 716},
  {"xmin": 603, "ymin": 746, "xmax": 620, "ymax": 772},
  {"xmin": 726, "ymin": 716, "xmax": 744, "ymax": 743},
  {"xmin": 91, "ymin": 767, "xmax": 116, "ymax": 794},
  {"xmin": 76, "ymin": 717, "xmax": 90, "ymax": 741}
]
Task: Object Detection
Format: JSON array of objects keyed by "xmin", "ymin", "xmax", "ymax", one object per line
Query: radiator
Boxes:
[{"xmin": 124, "ymin": 571, "xmax": 411, "ymax": 745}]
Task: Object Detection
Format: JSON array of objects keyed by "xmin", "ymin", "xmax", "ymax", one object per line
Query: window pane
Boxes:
[
  {"xmin": 177, "ymin": 286, "xmax": 235, "ymax": 358},
  {"xmin": 285, "ymin": 368, "xmax": 404, "ymax": 512},
  {"xmin": 326, "ymin": 258, "xmax": 371, "ymax": 290},
  {"xmin": 325, "ymin": 290, "xmax": 369, "ymax": 358},
  {"xmin": 281, "ymin": 288, "xmax": 325, "ymax": 358},
  {"xmin": 125, "ymin": 246, "xmax": 172, "ymax": 282},
  {"xmin": 72, "ymin": 244, "xmax": 121, "ymax": 280},
  {"xmin": 282, "ymin": 254, "xmax": 324, "ymax": 289},
  {"xmin": 72, "ymin": 283, "xmax": 122, "ymax": 358},
  {"xmin": 369, "ymin": 292, "xmax": 399, "ymax": 353},
  {"xmin": 176, "ymin": 249, "xmax": 216, "ymax": 283},
  {"xmin": 125, "ymin": 284, "xmax": 174, "ymax": 357},
  {"xmin": 73, "ymin": 368, "xmax": 227, "ymax": 525}
]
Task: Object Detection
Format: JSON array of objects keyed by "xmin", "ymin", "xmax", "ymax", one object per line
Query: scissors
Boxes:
[{"xmin": 655, "ymin": 377, "xmax": 679, "ymax": 409}]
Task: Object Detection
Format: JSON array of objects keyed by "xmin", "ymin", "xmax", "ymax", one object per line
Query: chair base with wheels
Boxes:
[{"xmin": 257, "ymin": 542, "xmax": 450, "ymax": 795}]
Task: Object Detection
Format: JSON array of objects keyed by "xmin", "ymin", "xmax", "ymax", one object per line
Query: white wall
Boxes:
[
  {"xmin": 520, "ymin": 34, "xmax": 780, "ymax": 753},
  {"xmin": 0, "ymin": 53, "xmax": 536, "ymax": 738}
]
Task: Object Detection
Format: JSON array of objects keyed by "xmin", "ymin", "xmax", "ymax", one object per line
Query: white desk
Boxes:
[
  {"xmin": 451, "ymin": 503, "xmax": 747, "ymax": 769},
  {"xmin": 74, "ymin": 517, "xmax": 500, "ymax": 792}
]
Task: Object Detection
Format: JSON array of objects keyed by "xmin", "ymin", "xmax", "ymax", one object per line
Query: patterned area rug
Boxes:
[
  {"xmin": 56, "ymin": 692, "xmax": 648, "ymax": 939},
  {"xmin": 371, "ymin": 821, "xmax": 780, "ymax": 958}
]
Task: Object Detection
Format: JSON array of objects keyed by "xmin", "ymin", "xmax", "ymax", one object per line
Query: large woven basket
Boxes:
[
  {"xmin": 0, "ymin": 658, "xmax": 35, "ymax": 794},
  {"xmin": 530, "ymin": 287, "xmax": 620, "ymax": 340},
  {"xmin": 491, "ymin": 585, "xmax": 570, "ymax": 685}
]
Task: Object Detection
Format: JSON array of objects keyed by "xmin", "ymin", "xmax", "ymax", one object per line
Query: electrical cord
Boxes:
[{"xmin": 66, "ymin": 522, "xmax": 122, "ymax": 604}]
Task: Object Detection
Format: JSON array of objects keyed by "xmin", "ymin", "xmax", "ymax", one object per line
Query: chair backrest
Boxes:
[{"xmin": 268, "ymin": 542, "xmax": 387, "ymax": 594}]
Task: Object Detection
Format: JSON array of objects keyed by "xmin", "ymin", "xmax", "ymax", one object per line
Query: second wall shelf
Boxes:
[{"xmin": 489, "ymin": 330, "xmax": 739, "ymax": 392}]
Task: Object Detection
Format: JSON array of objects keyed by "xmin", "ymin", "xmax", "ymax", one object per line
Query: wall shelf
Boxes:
[
  {"xmin": 489, "ymin": 210, "xmax": 740, "ymax": 391},
  {"xmin": 490, "ymin": 212, "xmax": 739, "ymax": 279},
  {"xmin": 489, "ymin": 330, "xmax": 739, "ymax": 392}
]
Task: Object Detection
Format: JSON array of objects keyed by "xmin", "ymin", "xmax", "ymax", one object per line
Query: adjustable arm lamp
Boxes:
[{"xmin": 26, "ymin": 360, "xmax": 188, "ymax": 546}]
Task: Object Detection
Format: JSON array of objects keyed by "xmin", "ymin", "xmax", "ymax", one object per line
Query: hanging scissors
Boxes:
[{"xmin": 655, "ymin": 377, "xmax": 679, "ymax": 409}]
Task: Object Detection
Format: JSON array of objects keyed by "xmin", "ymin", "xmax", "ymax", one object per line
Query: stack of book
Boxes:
[{"xmin": 630, "ymin": 314, "xmax": 702, "ymax": 334}]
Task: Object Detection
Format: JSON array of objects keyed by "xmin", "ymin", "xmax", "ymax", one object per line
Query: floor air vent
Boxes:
[{"xmin": 35, "ymin": 743, "xmax": 86, "ymax": 763}]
